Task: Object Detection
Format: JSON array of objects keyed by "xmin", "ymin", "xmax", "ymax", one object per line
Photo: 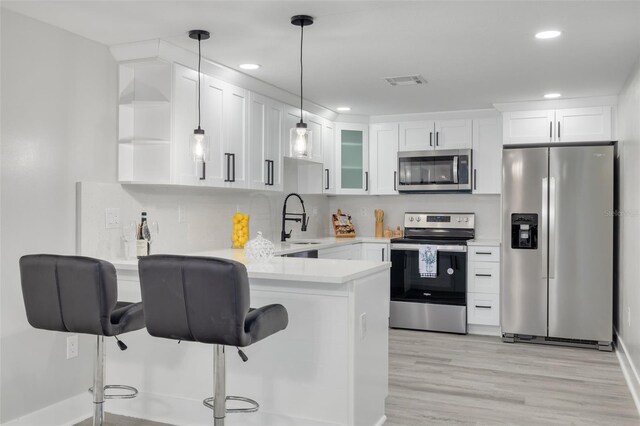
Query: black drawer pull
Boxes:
[
  {"xmin": 475, "ymin": 305, "xmax": 492, "ymax": 309},
  {"xmin": 475, "ymin": 273, "xmax": 492, "ymax": 277},
  {"xmin": 475, "ymin": 251, "xmax": 492, "ymax": 255},
  {"xmin": 325, "ymin": 169, "xmax": 330, "ymax": 190}
]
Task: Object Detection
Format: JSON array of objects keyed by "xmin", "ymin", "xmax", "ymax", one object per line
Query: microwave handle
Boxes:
[{"xmin": 452, "ymin": 156, "xmax": 459, "ymax": 184}]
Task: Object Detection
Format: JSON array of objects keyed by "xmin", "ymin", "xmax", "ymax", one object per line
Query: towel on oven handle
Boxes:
[{"xmin": 419, "ymin": 245, "xmax": 437, "ymax": 278}]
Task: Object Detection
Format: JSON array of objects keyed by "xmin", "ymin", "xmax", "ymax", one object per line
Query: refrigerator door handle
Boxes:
[
  {"xmin": 541, "ymin": 177, "xmax": 548, "ymax": 279},
  {"xmin": 549, "ymin": 177, "xmax": 556, "ymax": 279}
]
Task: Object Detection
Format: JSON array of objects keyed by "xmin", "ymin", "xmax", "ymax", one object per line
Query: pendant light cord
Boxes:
[
  {"xmin": 299, "ymin": 23, "xmax": 304, "ymax": 124},
  {"xmin": 197, "ymin": 35, "xmax": 202, "ymax": 130}
]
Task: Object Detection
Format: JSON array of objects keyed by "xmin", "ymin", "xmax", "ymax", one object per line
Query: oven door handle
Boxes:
[{"xmin": 390, "ymin": 243, "xmax": 467, "ymax": 253}]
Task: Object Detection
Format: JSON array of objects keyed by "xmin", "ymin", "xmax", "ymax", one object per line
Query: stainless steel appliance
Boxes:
[
  {"xmin": 398, "ymin": 149, "xmax": 472, "ymax": 192},
  {"xmin": 390, "ymin": 213, "xmax": 475, "ymax": 334},
  {"xmin": 502, "ymin": 143, "xmax": 614, "ymax": 351}
]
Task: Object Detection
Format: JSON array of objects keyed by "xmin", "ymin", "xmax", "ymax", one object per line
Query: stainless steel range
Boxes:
[{"xmin": 390, "ymin": 212, "xmax": 475, "ymax": 334}]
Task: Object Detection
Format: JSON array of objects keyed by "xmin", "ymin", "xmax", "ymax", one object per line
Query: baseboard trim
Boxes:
[
  {"xmin": 468, "ymin": 324, "xmax": 501, "ymax": 336},
  {"xmin": 2, "ymin": 393, "xmax": 90, "ymax": 426},
  {"xmin": 615, "ymin": 330, "xmax": 640, "ymax": 416}
]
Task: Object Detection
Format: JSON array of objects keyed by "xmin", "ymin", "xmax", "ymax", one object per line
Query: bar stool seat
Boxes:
[
  {"xmin": 138, "ymin": 255, "xmax": 288, "ymax": 425},
  {"xmin": 20, "ymin": 254, "xmax": 145, "ymax": 426}
]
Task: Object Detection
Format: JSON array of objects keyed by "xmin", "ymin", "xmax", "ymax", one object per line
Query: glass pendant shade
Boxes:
[
  {"xmin": 190, "ymin": 129, "xmax": 209, "ymax": 162},
  {"xmin": 289, "ymin": 123, "xmax": 312, "ymax": 159}
]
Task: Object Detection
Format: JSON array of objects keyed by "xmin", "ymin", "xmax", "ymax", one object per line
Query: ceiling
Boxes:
[{"xmin": 3, "ymin": 1, "xmax": 640, "ymax": 116}]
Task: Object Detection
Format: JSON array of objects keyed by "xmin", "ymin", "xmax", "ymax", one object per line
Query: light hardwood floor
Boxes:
[{"xmin": 76, "ymin": 329, "xmax": 639, "ymax": 425}]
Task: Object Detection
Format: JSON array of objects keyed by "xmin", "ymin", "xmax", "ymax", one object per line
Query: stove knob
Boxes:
[
  {"xmin": 416, "ymin": 217, "xmax": 421, "ymax": 222},
  {"xmin": 464, "ymin": 217, "xmax": 469, "ymax": 223},
  {"xmin": 409, "ymin": 217, "xmax": 414, "ymax": 222},
  {"xmin": 457, "ymin": 217, "xmax": 462, "ymax": 223}
]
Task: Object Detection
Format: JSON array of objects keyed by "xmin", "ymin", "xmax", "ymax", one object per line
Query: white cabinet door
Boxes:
[
  {"xmin": 318, "ymin": 244, "xmax": 358, "ymax": 260},
  {"xmin": 266, "ymin": 98, "xmax": 284, "ymax": 191},
  {"xmin": 306, "ymin": 113, "xmax": 324, "ymax": 163},
  {"xmin": 248, "ymin": 92, "xmax": 268, "ymax": 190},
  {"xmin": 370, "ymin": 123, "xmax": 399, "ymax": 195},
  {"xmin": 223, "ymin": 84, "xmax": 249, "ymax": 188},
  {"xmin": 323, "ymin": 121, "xmax": 336, "ymax": 194},
  {"xmin": 503, "ymin": 110, "xmax": 555, "ymax": 145},
  {"xmin": 173, "ymin": 65, "xmax": 226, "ymax": 186},
  {"xmin": 555, "ymin": 106, "xmax": 612, "ymax": 143},
  {"xmin": 472, "ymin": 118, "xmax": 502, "ymax": 194},
  {"xmin": 360, "ymin": 243, "xmax": 390, "ymax": 262},
  {"xmin": 434, "ymin": 119, "xmax": 472, "ymax": 150},
  {"xmin": 399, "ymin": 121, "xmax": 435, "ymax": 151},
  {"xmin": 335, "ymin": 123, "xmax": 369, "ymax": 194}
]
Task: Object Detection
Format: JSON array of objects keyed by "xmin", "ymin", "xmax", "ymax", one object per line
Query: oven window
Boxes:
[
  {"xmin": 399, "ymin": 156, "xmax": 456, "ymax": 185},
  {"xmin": 390, "ymin": 249, "xmax": 466, "ymax": 305}
]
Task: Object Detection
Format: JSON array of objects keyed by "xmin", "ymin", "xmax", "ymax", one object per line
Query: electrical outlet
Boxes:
[
  {"xmin": 360, "ymin": 208, "xmax": 367, "ymax": 217},
  {"xmin": 360, "ymin": 313, "xmax": 367, "ymax": 340},
  {"xmin": 178, "ymin": 205, "xmax": 187, "ymax": 223},
  {"xmin": 105, "ymin": 208, "xmax": 120, "ymax": 229},
  {"xmin": 628, "ymin": 307, "xmax": 631, "ymax": 327},
  {"xmin": 67, "ymin": 335, "xmax": 78, "ymax": 359}
]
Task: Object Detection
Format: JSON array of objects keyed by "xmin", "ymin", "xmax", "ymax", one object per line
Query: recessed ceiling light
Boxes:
[
  {"xmin": 239, "ymin": 63, "xmax": 261, "ymax": 70},
  {"xmin": 535, "ymin": 30, "xmax": 562, "ymax": 39},
  {"xmin": 336, "ymin": 107, "xmax": 351, "ymax": 112},
  {"xmin": 544, "ymin": 93, "xmax": 562, "ymax": 99}
]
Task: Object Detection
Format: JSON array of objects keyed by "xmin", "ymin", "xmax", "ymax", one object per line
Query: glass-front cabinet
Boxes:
[{"xmin": 335, "ymin": 123, "xmax": 369, "ymax": 194}]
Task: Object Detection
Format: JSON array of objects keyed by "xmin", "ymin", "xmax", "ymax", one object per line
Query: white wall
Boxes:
[
  {"xmin": 329, "ymin": 194, "xmax": 501, "ymax": 240},
  {"xmin": 0, "ymin": 10, "xmax": 117, "ymax": 422},
  {"xmin": 77, "ymin": 182, "xmax": 330, "ymax": 260},
  {"xmin": 617, "ymin": 57, "xmax": 640, "ymax": 381}
]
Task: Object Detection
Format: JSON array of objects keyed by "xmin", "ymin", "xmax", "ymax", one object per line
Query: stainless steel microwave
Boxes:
[{"xmin": 397, "ymin": 149, "xmax": 472, "ymax": 193}]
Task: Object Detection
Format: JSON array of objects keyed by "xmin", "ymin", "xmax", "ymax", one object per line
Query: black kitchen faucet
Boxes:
[{"xmin": 281, "ymin": 193, "xmax": 309, "ymax": 242}]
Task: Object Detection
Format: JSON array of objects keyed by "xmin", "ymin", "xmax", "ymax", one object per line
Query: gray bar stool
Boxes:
[
  {"xmin": 19, "ymin": 255, "xmax": 145, "ymax": 426},
  {"xmin": 138, "ymin": 255, "xmax": 288, "ymax": 425}
]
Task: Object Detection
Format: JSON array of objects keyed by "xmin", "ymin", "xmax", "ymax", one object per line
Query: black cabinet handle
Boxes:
[
  {"xmin": 475, "ymin": 305, "xmax": 492, "ymax": 309},
  {"xmin": 436, "ymin": 131, "xmax": 439, "ymax": 146},
  {"xmin": 325, "ymin": 169, "xmax": 330, "ymax": 190},
  {"xmin": 224, "ymin": 153, "xmax": 232, "ymax": 182},
  {"xmin": 227, "ymin": 153, "xmax": 235, "ymax": 182},
  {"xmin": 270, "ymin": 160, "xmax": 275, "ymax": 185},
  {"xmin": 382, "ymin": 248, "xmax": 385, "ymax": 261},
  {"xmin": 549, "ymin": 121, "xmax": 552, "ymax": 139},
  {"xmin": 475, "ymin": 251, "xmax": 492, "ymax": 255},
  {"xmin": 475, "ymin": 273, "xmax": 492, "ymax": 277},
  {"xmin": 558, "ymin": 121, "xmax": 561, "ymax": 139},
  {"xmin": 265, "ymin": 160, "xmax": 270, "ymax": 185},
  {"xmin": 394, "ymin": 171, "xmax": 397, "ymax": 191},
  {"xmin": 365, "ymin": 171, "xmax": 369, "ymax": 192},
  {"xmin": 429, "ymin": 132, "xmax": 433, "ymax": 147},
  {"xmin": 473, "ymin": 169, "xmax": 477, "ymax": 191}
]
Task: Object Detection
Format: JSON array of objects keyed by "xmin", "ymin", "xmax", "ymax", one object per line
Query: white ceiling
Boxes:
[{"xmin": 3, "ymin": 1, "xmax": 640, "ymax": 116}]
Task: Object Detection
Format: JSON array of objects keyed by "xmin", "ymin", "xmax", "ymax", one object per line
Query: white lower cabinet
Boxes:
[
  {"xmin": 467, "ymin": 244, "xmax": 501, "ymax": 335},
  {"xmin": 318, "ymin": 242, "xmax": 390, "ymax": 262},
  {"xmin": 360, "ymin": 243, "xmax": 390, "ymax": 262}
]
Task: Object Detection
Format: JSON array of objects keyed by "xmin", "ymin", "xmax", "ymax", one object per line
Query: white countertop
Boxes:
[
  {"xmin": 467, "ymin": 239, "xmax": 501, "ymax": 247},
  {"xmin": 111, "ymin": 237, "xmax": 391, "ymax": 284}
]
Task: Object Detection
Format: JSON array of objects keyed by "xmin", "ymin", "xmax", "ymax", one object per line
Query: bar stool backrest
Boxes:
[
  {"xmin": 138, "ymin": 255, "xmax": 252, "ymax": 347},
  {"xmin": 19, "ymin": 254, "xmax": 118, "ymax": 335}
]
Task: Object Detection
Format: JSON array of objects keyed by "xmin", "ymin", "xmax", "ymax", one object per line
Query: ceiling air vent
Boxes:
[{"xmin": 383, "ymin": 75, "xmax": 428, "ymax": 86}]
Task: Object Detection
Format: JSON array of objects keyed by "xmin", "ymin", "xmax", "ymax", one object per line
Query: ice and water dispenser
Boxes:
[{"xmin": 511, "ymin": 214, "xmax": 538, "ymax": 249}]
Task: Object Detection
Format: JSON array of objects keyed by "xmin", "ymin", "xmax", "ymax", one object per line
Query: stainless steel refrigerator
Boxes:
[{"xmin": 501, "ymin": 143, "xmax": 613, "ymax": 350}]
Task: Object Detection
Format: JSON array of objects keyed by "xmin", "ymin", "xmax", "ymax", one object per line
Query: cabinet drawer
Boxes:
[
  {"xmin": 469, "ymin": 246, "xmax": 500, "ymax": 262},
  {"xmin": 467, "ymin": 293, "xmax": 500, "ymax": 326},
  {"xmin": 468, "ymin": 263, "xmax": 500, "ymax": 294}
]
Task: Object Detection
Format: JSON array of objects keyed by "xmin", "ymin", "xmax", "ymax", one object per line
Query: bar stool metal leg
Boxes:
[
  {"xmin": 214, "ymin": 345, "xmax": 226, "ymax": 425},
  {"xmin": 93, "ymin": 336, "xmax": 105, "ymax": 426}
]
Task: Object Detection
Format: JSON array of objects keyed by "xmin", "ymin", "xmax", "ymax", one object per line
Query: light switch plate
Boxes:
[
  {"xmin": 105, "ymin": 208, "xmax": 120, "ymax": 229},
  {"xmin": 67, "ymin": 335, "xmax": 78, "ymax": 359}
]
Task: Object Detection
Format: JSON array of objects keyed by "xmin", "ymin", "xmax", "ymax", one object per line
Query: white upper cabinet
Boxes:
[
  {"xmin": 399, "ymin": 121, "xmax": 435, "ymax": 151},
  {"xmin": 322, "ymin": 120, "xmax": 336, "ymax": 194},
  {"xmin": 335, "ymin": 123, "xmax": 369, "ymax": 194},
  {"xmin": 555, "ymin": 106, "xmax": 612, "ymax": 143},
  {"xmin": 370, "ymin": 123, "xmax": 399, "ymax": 195},
  {"xmin": 173, "ymin": 63, "xmax": 248, "ymax": 188},
  {"xmin": 434, "ymin": 119, "xmax": 473, "ymax": 150},
  {"xmin": 249, "ymin": 92, "xmax": 283, "ymax": 191},
  {"xmin": 503, "ymin": 107, "xmax": 612, "ymax": 145},
  {"xmin": 472, "ymin": 118, "xmax": 502, "ymax": 195},
  {"xmin": 399, "ymin": 120, "xmax": 471, "ymax": 151}
]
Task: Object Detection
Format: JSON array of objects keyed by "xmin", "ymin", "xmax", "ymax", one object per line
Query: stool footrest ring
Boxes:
[
  {"xmin": 88, "ymin": 385, "xmax": 139, "ymax": 400},
  {"xmin": 203, "ymin": 396, "xmax": 259, "ymax": 413}
]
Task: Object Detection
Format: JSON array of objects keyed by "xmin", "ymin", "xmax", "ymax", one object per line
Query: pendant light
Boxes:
[
  {"xmin": 188, "ymin": 29, "xmax": 210, "ymax": 180},
  {"xmin": 289, "ymin": 15, "xmax": 314, "ymax": 159}
]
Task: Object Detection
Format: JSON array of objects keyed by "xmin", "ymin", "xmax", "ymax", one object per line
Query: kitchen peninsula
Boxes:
[{"xmin": 106, "ymin": 239, "xmax": 391, "ymax": 426}]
